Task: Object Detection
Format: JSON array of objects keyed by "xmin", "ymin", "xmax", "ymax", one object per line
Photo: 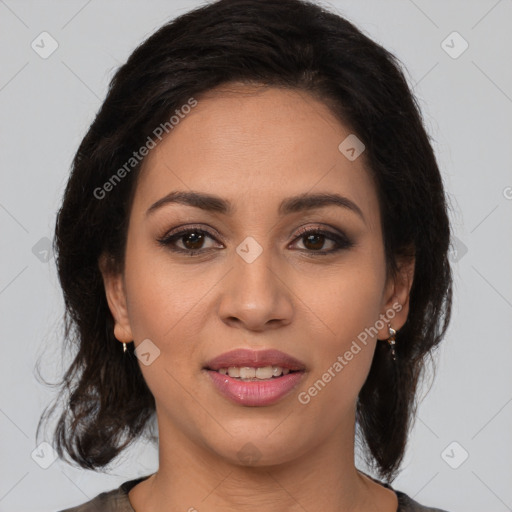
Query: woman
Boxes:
[{"xmin": 39, "ymin": 0, "xmax": 453, "ymax": 510}]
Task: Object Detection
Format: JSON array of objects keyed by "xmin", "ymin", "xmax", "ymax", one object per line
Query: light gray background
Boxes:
[{"xmin": 1, "ymin": 1, "xmax": 511, "ymax": 511}]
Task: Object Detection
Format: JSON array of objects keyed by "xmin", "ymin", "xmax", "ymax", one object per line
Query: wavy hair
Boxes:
[{"xmin": 36, "ymin": 0, "xmax": 453, "ymax": 482}]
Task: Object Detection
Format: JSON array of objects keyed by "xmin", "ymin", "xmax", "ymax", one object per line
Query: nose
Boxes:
[{"xmin": 217, "ymin": 244, "xmax": 294, "ymax": 332}]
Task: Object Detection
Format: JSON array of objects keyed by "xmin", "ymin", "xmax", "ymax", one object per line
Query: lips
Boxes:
[
  {"xmin": 203, "ymin": 348, "xmax": 307, "ymax": 406},
  {"xmin": 204, "ymin": 348, "xmax": 307, "ymax": 372}
]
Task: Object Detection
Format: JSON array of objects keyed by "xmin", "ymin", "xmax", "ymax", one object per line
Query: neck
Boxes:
[{"xmin": 129, "ymin": 407, "xmax": 393, "ymax": 512}]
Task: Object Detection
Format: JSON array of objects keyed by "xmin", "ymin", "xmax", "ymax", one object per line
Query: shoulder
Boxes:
[
  {"xmin": 56, "ymin": 474, "xmax": 153, "ymax": 512},
  {"xmin": 56, "ymin": 489, "xmax": 125, "ymax": 512},
  {"xmin": 56, "ymin": 487, "xmax": 130, "ymax": 512},
  {"xmin": 359, "ymin": 470, "xmax": 451, "ymax": 512},
  {"xmin": 396, "ymin": 489, "xmax": 452, "ymax": 512}
]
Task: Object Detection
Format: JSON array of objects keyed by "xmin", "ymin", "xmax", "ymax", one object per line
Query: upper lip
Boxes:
[{"xmin": 204, "ymin": 349, "xmax": 306, "ymax": 371}]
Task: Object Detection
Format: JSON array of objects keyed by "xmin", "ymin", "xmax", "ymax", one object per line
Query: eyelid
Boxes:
[
  {"xmin": 159, "ymin": 223, "xmax": 225, "ymax": 242},
  {"xmin": 292, "ymin": 223, "xmax": 346, "ymax": 239}
]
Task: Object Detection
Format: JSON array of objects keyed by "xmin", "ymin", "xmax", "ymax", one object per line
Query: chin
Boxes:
[{"xmin": 204, "ymin": 428, "xmax": 312, "ymax": 469}]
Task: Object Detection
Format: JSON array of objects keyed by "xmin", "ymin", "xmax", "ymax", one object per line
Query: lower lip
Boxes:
[{"xmin": 205, "ymin": 370, "xmax": 305, "ymax": 406}]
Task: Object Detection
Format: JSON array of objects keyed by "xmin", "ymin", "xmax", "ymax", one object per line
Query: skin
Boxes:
[{"xmin": 101, "ymin": 83, "xmax": 414, "ymax": 512}]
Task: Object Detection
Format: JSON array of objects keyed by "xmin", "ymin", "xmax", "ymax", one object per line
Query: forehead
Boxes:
[{"xmin": 133, "ymin": 84, "xmax": 379, "ymax": 229}]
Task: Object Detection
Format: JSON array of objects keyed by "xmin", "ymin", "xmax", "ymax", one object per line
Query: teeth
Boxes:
[
  {"xmin": 255, "ymin": 366, "xmax": 273, "ymax": 379},
  {"xmin": 227, "ymin": 367, "xmax": 241, "ymax": 378},
  {"xmin": 218, "ymin": 366, "xmax": 292, "ymax": 380},
  {"xmin": 239, "ymin": 367, "xmax": 255, "ymax": 379}
]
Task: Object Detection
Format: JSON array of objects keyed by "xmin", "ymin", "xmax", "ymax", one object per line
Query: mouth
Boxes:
[{"xmin": 203, "ymin": 348, "xmax": 306, "ymax": 406}]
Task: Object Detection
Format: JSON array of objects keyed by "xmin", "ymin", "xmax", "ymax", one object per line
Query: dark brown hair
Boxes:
[{"xmin": 36, "ymin": 0, "xmax": 453, "ymax": 482}]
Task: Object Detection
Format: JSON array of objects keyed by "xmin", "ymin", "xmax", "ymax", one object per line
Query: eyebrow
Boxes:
[{"xmin": 146, "ymin": 190, "xmax": 365, "ymax": 222}]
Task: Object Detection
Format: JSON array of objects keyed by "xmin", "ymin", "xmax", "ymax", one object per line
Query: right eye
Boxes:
[{"xmin": 157, "ymin": 226, "xmax": 223, "ymax": 255}]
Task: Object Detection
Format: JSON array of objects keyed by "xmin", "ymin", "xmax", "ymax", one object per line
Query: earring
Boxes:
[
  {"xmin": 123, "ymin": 342, "xmax": 127, "ymax": 353},
  {"xmin": 387, "ymin": 324, "xmax": 397, "ymax": 361}
]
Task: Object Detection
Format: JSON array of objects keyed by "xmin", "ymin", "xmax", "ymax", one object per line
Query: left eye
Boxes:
[
  {"xmin": 290, "ymin": 227, "xmax": 354, "ymax": 254},
  {"xmin": 293, "ymin": 229, "xmax": 337, "ymax": 251}
]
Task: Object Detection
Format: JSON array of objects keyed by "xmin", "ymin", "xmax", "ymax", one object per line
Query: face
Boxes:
[{"xmin": 102, "ymin": 84, "xmax": 413, "ymax": 467}]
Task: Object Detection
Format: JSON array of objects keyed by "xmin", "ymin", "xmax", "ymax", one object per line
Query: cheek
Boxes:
[
  {"xmin": 122, "ymin": 238, "xmax": 219, "ymax": 363},
  {"xmin": 121, "ymin": 244, "xmax": 212, "ymax": 410},
  {"xmin": 298, "ymin": 260, "xmax": 385, "ymax": 344},
  {"xmin": 294, "ymin": 258, "xmax": 386, "ymax": 402}
]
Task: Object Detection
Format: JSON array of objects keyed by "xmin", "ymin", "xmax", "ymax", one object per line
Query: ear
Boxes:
[
  {"xmin": 98, "ymin": 253, "xmax": 134, "ymax": 344},
  {"xmin": 377, "ymin": 254, "xmax": 415, "ymax": 341}
]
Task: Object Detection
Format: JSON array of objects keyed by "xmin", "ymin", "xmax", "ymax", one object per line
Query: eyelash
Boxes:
[{"xmin": 157, "ymin": 224, "xmax": 354, "ymax": 257}]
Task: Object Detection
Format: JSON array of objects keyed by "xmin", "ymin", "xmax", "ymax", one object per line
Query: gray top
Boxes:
[{"xmin": 57, "ymin": 472, "xmax": 450, "ymax": 512}]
